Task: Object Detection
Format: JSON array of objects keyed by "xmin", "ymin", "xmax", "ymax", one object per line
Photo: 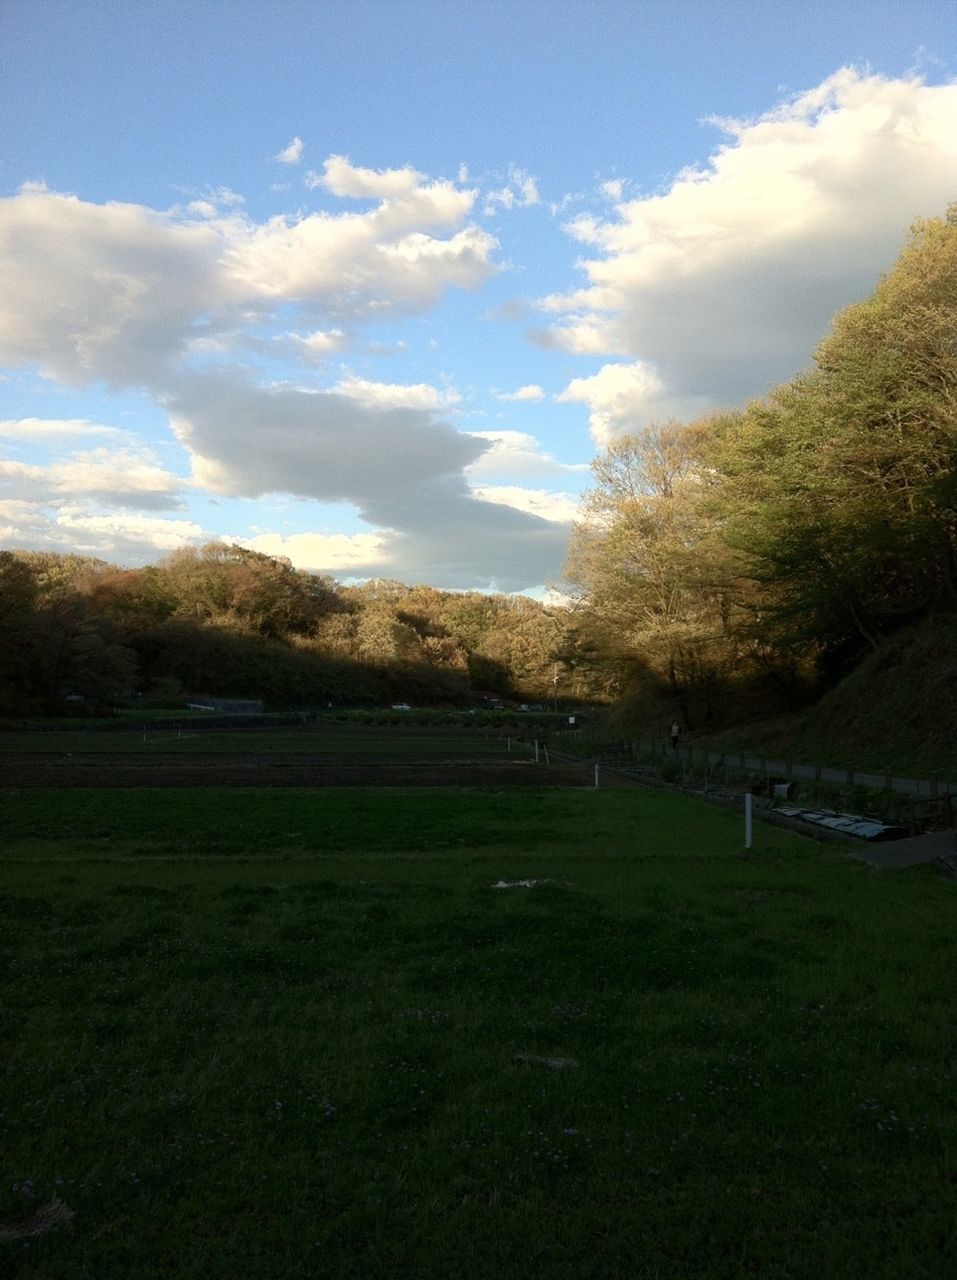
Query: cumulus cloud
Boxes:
[
  {"xmin": 542, "ymin": 69, "xmax": 957, "ymax": 434},
  {"xmin": 0, "ymin": 162, "xmax": 497, "ymax": 388},
  {"xmin": 276, "ymin": 136, "xmax": 304, "ymax": 165},
  {"xmin": 233, "ymin": 529, "xmax": 391, "ymax": 574},
  {"xmin": 469, "ymin": 485, "xmax": 580, "ymax": 524},
  {"xmin": 557, "ymin": 361, "xmax": 705, "ymax": 447},
  {"xmin": 495, "ymin": 384, "xmax": 545, "ymax": 402},
  {"xmin": 0, "ymin": 188, "xmax": 232, "ymax": 386},
  {"xmin": 332, "ymin": 376, "xmax": 461, "ymax": 412}
]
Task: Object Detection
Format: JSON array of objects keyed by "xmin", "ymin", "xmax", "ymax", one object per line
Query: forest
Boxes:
[{"xmin": 2, "ymin": 210, "xmax": 956, "ymax": 727}]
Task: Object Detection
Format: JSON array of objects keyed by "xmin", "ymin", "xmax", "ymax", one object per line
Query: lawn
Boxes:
[{"xmin": 1, "ymin": 786, "xmax": 954, "ymax": 1278}]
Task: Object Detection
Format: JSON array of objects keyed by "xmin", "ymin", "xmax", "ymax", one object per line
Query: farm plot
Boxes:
[
  {"xmin": 1, "ymin": 785, "xmax": 955, "ymax": 1279},
  {"xmin": 0, "ymin": 720, "xmax": 584, "ymax": 789}
]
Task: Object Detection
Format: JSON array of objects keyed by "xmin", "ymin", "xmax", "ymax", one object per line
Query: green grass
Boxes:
[{"xmin": 1, "ymin": 787, "xmax": 955, "ymax": 1279}]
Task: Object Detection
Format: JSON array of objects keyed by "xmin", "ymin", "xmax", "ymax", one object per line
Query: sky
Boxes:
[{"xmin": 1, "ymin": 1, "xmax": 956, "ymax": 594}]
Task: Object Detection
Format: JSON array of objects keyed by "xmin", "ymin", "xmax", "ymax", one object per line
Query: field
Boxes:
[
  {"xmin": 1, "ymin": 722, "xmax": 955, "ymax": 1278},
  {"xmin": 0, "ymin": 717, "xmax": 588, "ymax": 789}
]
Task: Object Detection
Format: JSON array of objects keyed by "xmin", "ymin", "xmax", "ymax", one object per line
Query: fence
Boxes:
[
  {"xmin": 538, "ymin": 732, "xmax": 955, "ymax": 820},
  {"xmin": 626, "ymin": 738, "xmax": 957, "ymax": 801}
]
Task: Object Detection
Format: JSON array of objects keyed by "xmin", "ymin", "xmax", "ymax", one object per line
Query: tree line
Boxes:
[
  {"xmin": 0, "ymin": 542, "xmax": 613, "ymax": 715},
  {"xmin": 565, "ymin": 209, "xmax": 957, "ymax": 730}
]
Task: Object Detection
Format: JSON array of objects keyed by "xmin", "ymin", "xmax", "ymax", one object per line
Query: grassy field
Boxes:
[{"xmin": 1, "ymin": 785, "xmax": 955, "ymax": 1279}]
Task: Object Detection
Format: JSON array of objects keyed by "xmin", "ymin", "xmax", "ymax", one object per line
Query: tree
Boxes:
[{"xmin": 565, "ymin": 422, "xmax": 753, "ymax": 724}]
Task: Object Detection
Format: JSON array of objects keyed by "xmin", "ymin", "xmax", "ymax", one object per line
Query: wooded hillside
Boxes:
[
  {"xmin": 565, "ymin": 208, "xmax": 957, "ymax": 732},
  {"xmin": 0, "ymin": 543, "xmax": 611, "ymax": 714}
]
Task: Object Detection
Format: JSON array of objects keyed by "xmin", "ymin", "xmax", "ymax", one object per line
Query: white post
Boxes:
[
  {"xmin": 594, "ymin": 762, "xmax": 599, "ymax": 788},
  {"xmin": 543, "ymin": 744, "xmax": 550, "ymax": 765},
  {"xmin": 745, "ymin": 792, "xmax": 753, "ymax": 849},
  {"xmin": 534, "ymin": 740, "xmax": 540, "ymax": 763}
]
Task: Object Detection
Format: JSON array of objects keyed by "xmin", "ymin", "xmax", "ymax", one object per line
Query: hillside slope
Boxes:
[{"xmin": 692, "ymin": 614, "xmax": 957, "ymax": 780}]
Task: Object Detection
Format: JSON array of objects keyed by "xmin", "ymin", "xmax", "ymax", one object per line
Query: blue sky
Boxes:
[{"xmin": 2, "ymin": 1, "xmax": 956, "ymax": 591}]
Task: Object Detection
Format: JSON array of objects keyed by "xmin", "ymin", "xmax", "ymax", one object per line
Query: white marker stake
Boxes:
[
  {"xmin": 594, "ymin": 762, "xmax": 599, "ymax": 788},
  {"xmin": 745, "ymin": 792, "xmax": 753, "ymax": 849},
  {"xmin": 534, "ymin": 740, "xmax": 540, "ymax": 763}
]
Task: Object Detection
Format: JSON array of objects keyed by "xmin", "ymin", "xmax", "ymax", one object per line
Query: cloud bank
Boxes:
[
  {"xmin": 547, "ymin": 69, "xmax": 957, "ymax": 442},
  {"xmin": 3, "ymin": 71, "xmax": 957, "ymax": 584}
]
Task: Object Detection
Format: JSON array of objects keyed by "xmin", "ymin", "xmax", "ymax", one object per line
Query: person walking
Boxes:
[{"xmin": 670, "ymin": 720, "xmax": 680, "ymax": 751}]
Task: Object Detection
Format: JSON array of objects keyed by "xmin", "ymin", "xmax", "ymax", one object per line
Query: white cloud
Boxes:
[
  {"xmin": 0, "ymin": 188, "xmax": 232, "ymax": 386},
  {"xmin": 541, "ymin": 70, "xmax": 957, "ymax": 430},
  {"xmin": 276, "ymin": 136, "xmax": 304, "ymax": 165},
  {"xmin": 558, "ymin": 362, "xmax": 681, "ymax": 446},
  {"xmin": 50, "ymin": 447, "xmax": 182, "ymax": 508},
  {"xmin": 332, "ymin": 375, "xmax": 461, "ymax": 412},
  {"xmin": 0, "ymin": 164, "xmax": 497, "ymax": 388},
  {"xmin": 469, "ymin": 485, "xmax": 580, "ymax": 524},
  {"xmin": 0, "ymin": 417, "xmax": 124, "ymax": 440},
  {"xmin": 287, "ymin": 328, "xmax": 353, "ymax": 361},
  {"xmin": 495, "ymin": 384, "xmax": 545, "ymax": 402},
  {"xmin": 465, "ymin": 430, "xmax": 588, "ymax": 481},
  {"xmin": 233, "ymin": 529, "xmax": 391, "ymax": 573},
  {"xmin": 312, "ymin": 155, "xmax": 425, "ymax": 199},
  {"xmin": 0, "ymin": 499, "xmax": 204, "ymax": 562},
  {"xmin": 527, "ymin": 316, "xmax": 624, "ymax": 355},
  {"xmin": 484, "ymin": 167, "xmax": 541, "ymax": 215},
  {"xmin": 54, "ymin": 508, "xmax": 205, "ymax": 557},
  {"xmin": 0, "ymin": 446, "xmax": 183, "ymax": 510}
]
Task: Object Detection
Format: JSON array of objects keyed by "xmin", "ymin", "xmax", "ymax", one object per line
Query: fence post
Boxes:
[
  {"xmin": 594, "ymin": 762, "xmax": 599, "ymax": 788},
  {"xmin": 745, "ymin": 792, "xmax": 753, "ymax": 849}
]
